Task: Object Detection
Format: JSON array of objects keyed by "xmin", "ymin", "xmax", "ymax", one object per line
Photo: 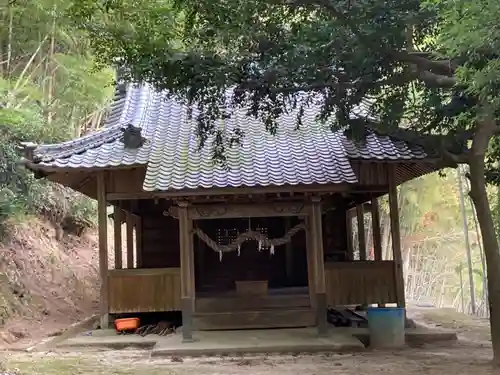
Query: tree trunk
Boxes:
[
  {"xmin": 457, "ymin": 165, "xmax": 477, "ymax": 314},
  {"xmin": 468, "ymin": 117, "xmax": 500, "ymax": 366},
  {"xmin": 381, "ymin": 212, "xmax": 392, "ymax": 260},
  {"xmin": 467, "ymin": 182, "xmax": 489, "ymax": 317},
  {"xmin": 458, "ymin": 265, "xmax": 465, "ymax": 313},
  {"xmin": 45, "ymin": 6, "xmax": 57, "ymax": 126},
  {"xmin": 6, "ymin": 3, "xmax": 13, "ymax": 78}
]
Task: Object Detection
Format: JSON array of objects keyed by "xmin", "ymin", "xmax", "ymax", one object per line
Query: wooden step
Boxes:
[
  {"xmin": 196, "ymin": 294, "xmax": 310, "ymax": 313},
  {"xmin": 193, "ymin": 308, "xmax": 316, "ymax": 330}
]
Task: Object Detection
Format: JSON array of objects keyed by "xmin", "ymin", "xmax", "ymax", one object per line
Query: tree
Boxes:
[
  {"xmin": 68, "ymin": 0, "xmax": 500, "ymax": 365},
  {"xmin": 0, "ymin": 0, "xmax": 115, "ymax": 231},
  {"xmin": 0, "ymin": 0, "xmax": 115, "ymax": 140}
]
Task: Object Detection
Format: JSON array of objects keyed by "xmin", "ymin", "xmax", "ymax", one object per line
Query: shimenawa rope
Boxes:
[{"xmin": 192, "ymin": 223, "xmax": 306, "ymax": 261}]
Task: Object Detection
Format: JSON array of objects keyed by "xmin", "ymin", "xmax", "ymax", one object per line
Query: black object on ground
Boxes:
[
  {"xmin": 327, "ymin": 307, "xmax": 368, "ymax": 328},
  {"xmin": 135, "ymin": 321, "xmax": 174, "ymax": 336}
]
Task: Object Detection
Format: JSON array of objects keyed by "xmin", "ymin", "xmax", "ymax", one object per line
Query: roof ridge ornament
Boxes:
[
  {"xmin": 18, "ymin": 142, "xmax": 38, "ymax": 161},
  {"xmin": 120, "ymin": 123, "xmax": 146, "ymax": 149}
]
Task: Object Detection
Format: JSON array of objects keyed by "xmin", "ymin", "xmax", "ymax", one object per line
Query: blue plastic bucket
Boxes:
[{"xmin": 366, "ymin": 307, "xmax": 405, "ymax": 348}]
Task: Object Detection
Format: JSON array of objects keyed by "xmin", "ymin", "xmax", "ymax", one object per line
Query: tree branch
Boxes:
[
  {"xmin": 417, "ymin": 70, "xmax": 457, "ymax": 88},
  {"xmin": 392, "ymin": 51, "xmax": 455, "ymax": 77},
  {"xmin": 286, "ymin": 0, "xmax": 457, "ymax": 88},
  {"xmin": 267, "ymin": 83, "xmax": 339, "ymax": 93},
  {"xmin": 235, "ymin": 72, "xmax": 413, "ymax": 95},
  {"xmin": 472, "ymin": 110, "xmax": 498, "ymax": 158}
]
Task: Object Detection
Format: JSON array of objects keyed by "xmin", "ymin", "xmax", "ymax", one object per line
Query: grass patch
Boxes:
[
  {"xmin": 4, "ymin": 356, "xmax": 173, "ymax": 375},
  {"xmin": 6, "ymin": 357, "xmax": 126, "ymax": 375}
]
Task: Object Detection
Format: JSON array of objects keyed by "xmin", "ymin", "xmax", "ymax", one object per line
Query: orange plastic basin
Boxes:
[{"xmin": 115, "ymin": 317, "xmax": 140, "ymax": 332}]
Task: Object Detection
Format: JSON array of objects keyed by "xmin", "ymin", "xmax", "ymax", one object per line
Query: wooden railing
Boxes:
[
  {"xmin": 108, "ymin": 268, "xmax": 181, "ymax": 313},
  {"xmin": 325, "ymin": 261, "xmax": 396, "ymax": 306}
]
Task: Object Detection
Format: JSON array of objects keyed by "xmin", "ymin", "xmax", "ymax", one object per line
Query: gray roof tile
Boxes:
[{"xmin": 29, "ymin": 84, "xmax": 427, "ymax": 191}]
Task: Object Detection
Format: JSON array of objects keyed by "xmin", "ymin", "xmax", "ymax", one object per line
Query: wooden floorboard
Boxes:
[
  {"xmin": 196, "ymin": 294, "xmax": 310, "ymax": 313},
  {"xmin": 193, "ymin": 308, "xmax": 316, "ymax": 330}
]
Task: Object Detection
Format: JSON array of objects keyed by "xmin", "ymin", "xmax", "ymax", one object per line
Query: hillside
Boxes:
[{"xmin": 0, "ymin": 218, "xmax": 100, "ymax": 349}]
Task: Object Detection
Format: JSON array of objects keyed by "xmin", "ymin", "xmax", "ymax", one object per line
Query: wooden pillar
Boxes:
[
  {"xmin": 125, "ymin": 212, "xmax": 134, "ymax": 269},
  {"xmin": 388, "ymin": 166, "xmax": 405, "ymax": 308},
  {"xmin": 195, "ymin": 237, "xmax": 204, "ymax": 292},
  {"xmin": 356, "ymin": 204, "xmax": 366, "ymax": 260},
  {"xmin": 187, "ymin": 218, "xmax": 195, "ymax": 307},
  {"xmin": 113, "ymin": 206, "xmax": 123, "ymax": 269},
  {"xmin": 97, "ymin": 173, "xmax": 109, "ymax": 328},
  {"xmin": 284, "ymin": 217, "xmax": 294, "ymax": 285},
  {"xmin": 345, "ymin": 208, "xmax": 354, "ymax": 260},
  {"xmin": 178, "ymin": 201, "xmax": 195, "ymax": 342},
  {"xmin": 371, "ymin": 198, "xmax": 383, "ymax": 261},
  {"xmin": 310, "ymin": 197, "xmax": 328, "ymax": 336},
  {"xmin": 135, "ymin": 216, "xmax": 142, "ymax": 268},
  {"xmin": 305, "ymin": 216, "xmax": 316, "ymax": 308}
]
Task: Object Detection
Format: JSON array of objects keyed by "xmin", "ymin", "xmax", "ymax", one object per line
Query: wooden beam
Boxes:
[
  {"xmin": 135, "ymin": 216, "xmax": 143, "ymax": 268},
  {"xmin": 125, "ymin": 212, "xmax": 134, "ymax": 269},
  {"xmin": 356, "ymin": 204, "xmax": 367, "ymax": 260},
  {"xmin": 309, "ymin": 197, "xmax": 328, "ymax": 336},
  {"xmin": 347, "ymin": 202, "xmax": 372, "ymax": 218},
  {"xmin": 195, "ymin": 236, "xmax": 205, "ymax": 295},
  {"xmin": 187, "ymin": 217, "xmax": 195, "ymax": 307},
  {"xmin": 284, "ymin": 217, "xmax": 294, "ymax": 285},
  {"xmin": 388, "ymin": 166, "xmax": 405, "ymax": 308},
  {"xmin": 345, "ymin": 209, "xmax": 354, "ymax": 261},
  {"xmin": 178, "ymin": 201, "xmax": 195, "ymax": 342},
  {"xmin": 305, "ymin": 217, "xmax": 316, "ymax": 308},
  {"xmin": 371, "ymin": 198, "xmax": 383, "ymax": 261},
  {"xmin": 166, "ymin": 201, "xmax": 310, "ymax": 220},
  {"xmin": 113, "ymin": 206, "xmax": 123, "ymax": 269},
  {"xmin": 97, "ymin": 173, "xmax": 109, "ymax": 328},
  {"xmin": 106, "ymin": 183, "xmax": 390, "ymax": 201}
]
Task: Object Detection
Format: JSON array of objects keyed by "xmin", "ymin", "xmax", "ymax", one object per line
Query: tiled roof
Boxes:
[{"xmin": 28, "ymin": 83, "xmax": 427, "ymax": 191}]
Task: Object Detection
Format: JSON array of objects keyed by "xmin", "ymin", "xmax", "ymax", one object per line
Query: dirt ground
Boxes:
[
  {"xmin": 0, "ymin": 341, "xmax": 495, "ymax": 375},
  {"xmin": 409, "ymin": 305, "xmax": 491, "ymax": 342},
  {"xmin": 0, "ymin": 219, "xmax": 496, "ymax": 374},
  {"xmin": 0, "ymin": 305, "xmax": 496, "ymax": 375}
]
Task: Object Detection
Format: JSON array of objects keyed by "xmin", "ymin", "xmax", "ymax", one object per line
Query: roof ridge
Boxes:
[
  {"xmin": 23, "ymin": 83, "xmax": 432, "ymax": 191},
  {"xmin": 33, "ymin": 124, "xmax": 123, "ymax": 163},
  {"xmin": 28, "ymin": 82, "xmax": 133, "ymax": 163}
]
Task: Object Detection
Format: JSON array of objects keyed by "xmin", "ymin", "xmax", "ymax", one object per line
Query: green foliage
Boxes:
[
  {"xmin": 0, "ymin": 0, "xmax": 114, "ymax": 236},
  {"xmin": 0, "ymin": 125, "xmax": 96, "ymax": 236},
  {"xmin": 65, "ymin": 0, "xmax": 500, "ymax": 174},
  {"xmin": 399, "ymin": 171, "xmax": 462, "ymax": 234},
  {"xmin": 66, "ymin": 0, "xmax": 472, "ymax": 160}
]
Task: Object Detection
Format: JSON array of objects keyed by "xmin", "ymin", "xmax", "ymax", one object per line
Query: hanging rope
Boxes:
[{"xmin": 193, "ymin": 223, "xmax": 306, "ymax": 260}]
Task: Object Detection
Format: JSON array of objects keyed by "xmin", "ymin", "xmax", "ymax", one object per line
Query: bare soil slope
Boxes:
[{"xmin": 0, "ymin": 218, "xmax": 100, "ymax": 349}]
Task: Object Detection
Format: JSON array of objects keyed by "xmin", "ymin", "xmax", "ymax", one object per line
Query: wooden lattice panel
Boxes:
[
  {"xmin": 325, "ymin": 261, "xmax": 397, "ymax": 306},
  {"xmin": 108, "ymin": 268, "xmax": 181, "ymax": 313}
]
